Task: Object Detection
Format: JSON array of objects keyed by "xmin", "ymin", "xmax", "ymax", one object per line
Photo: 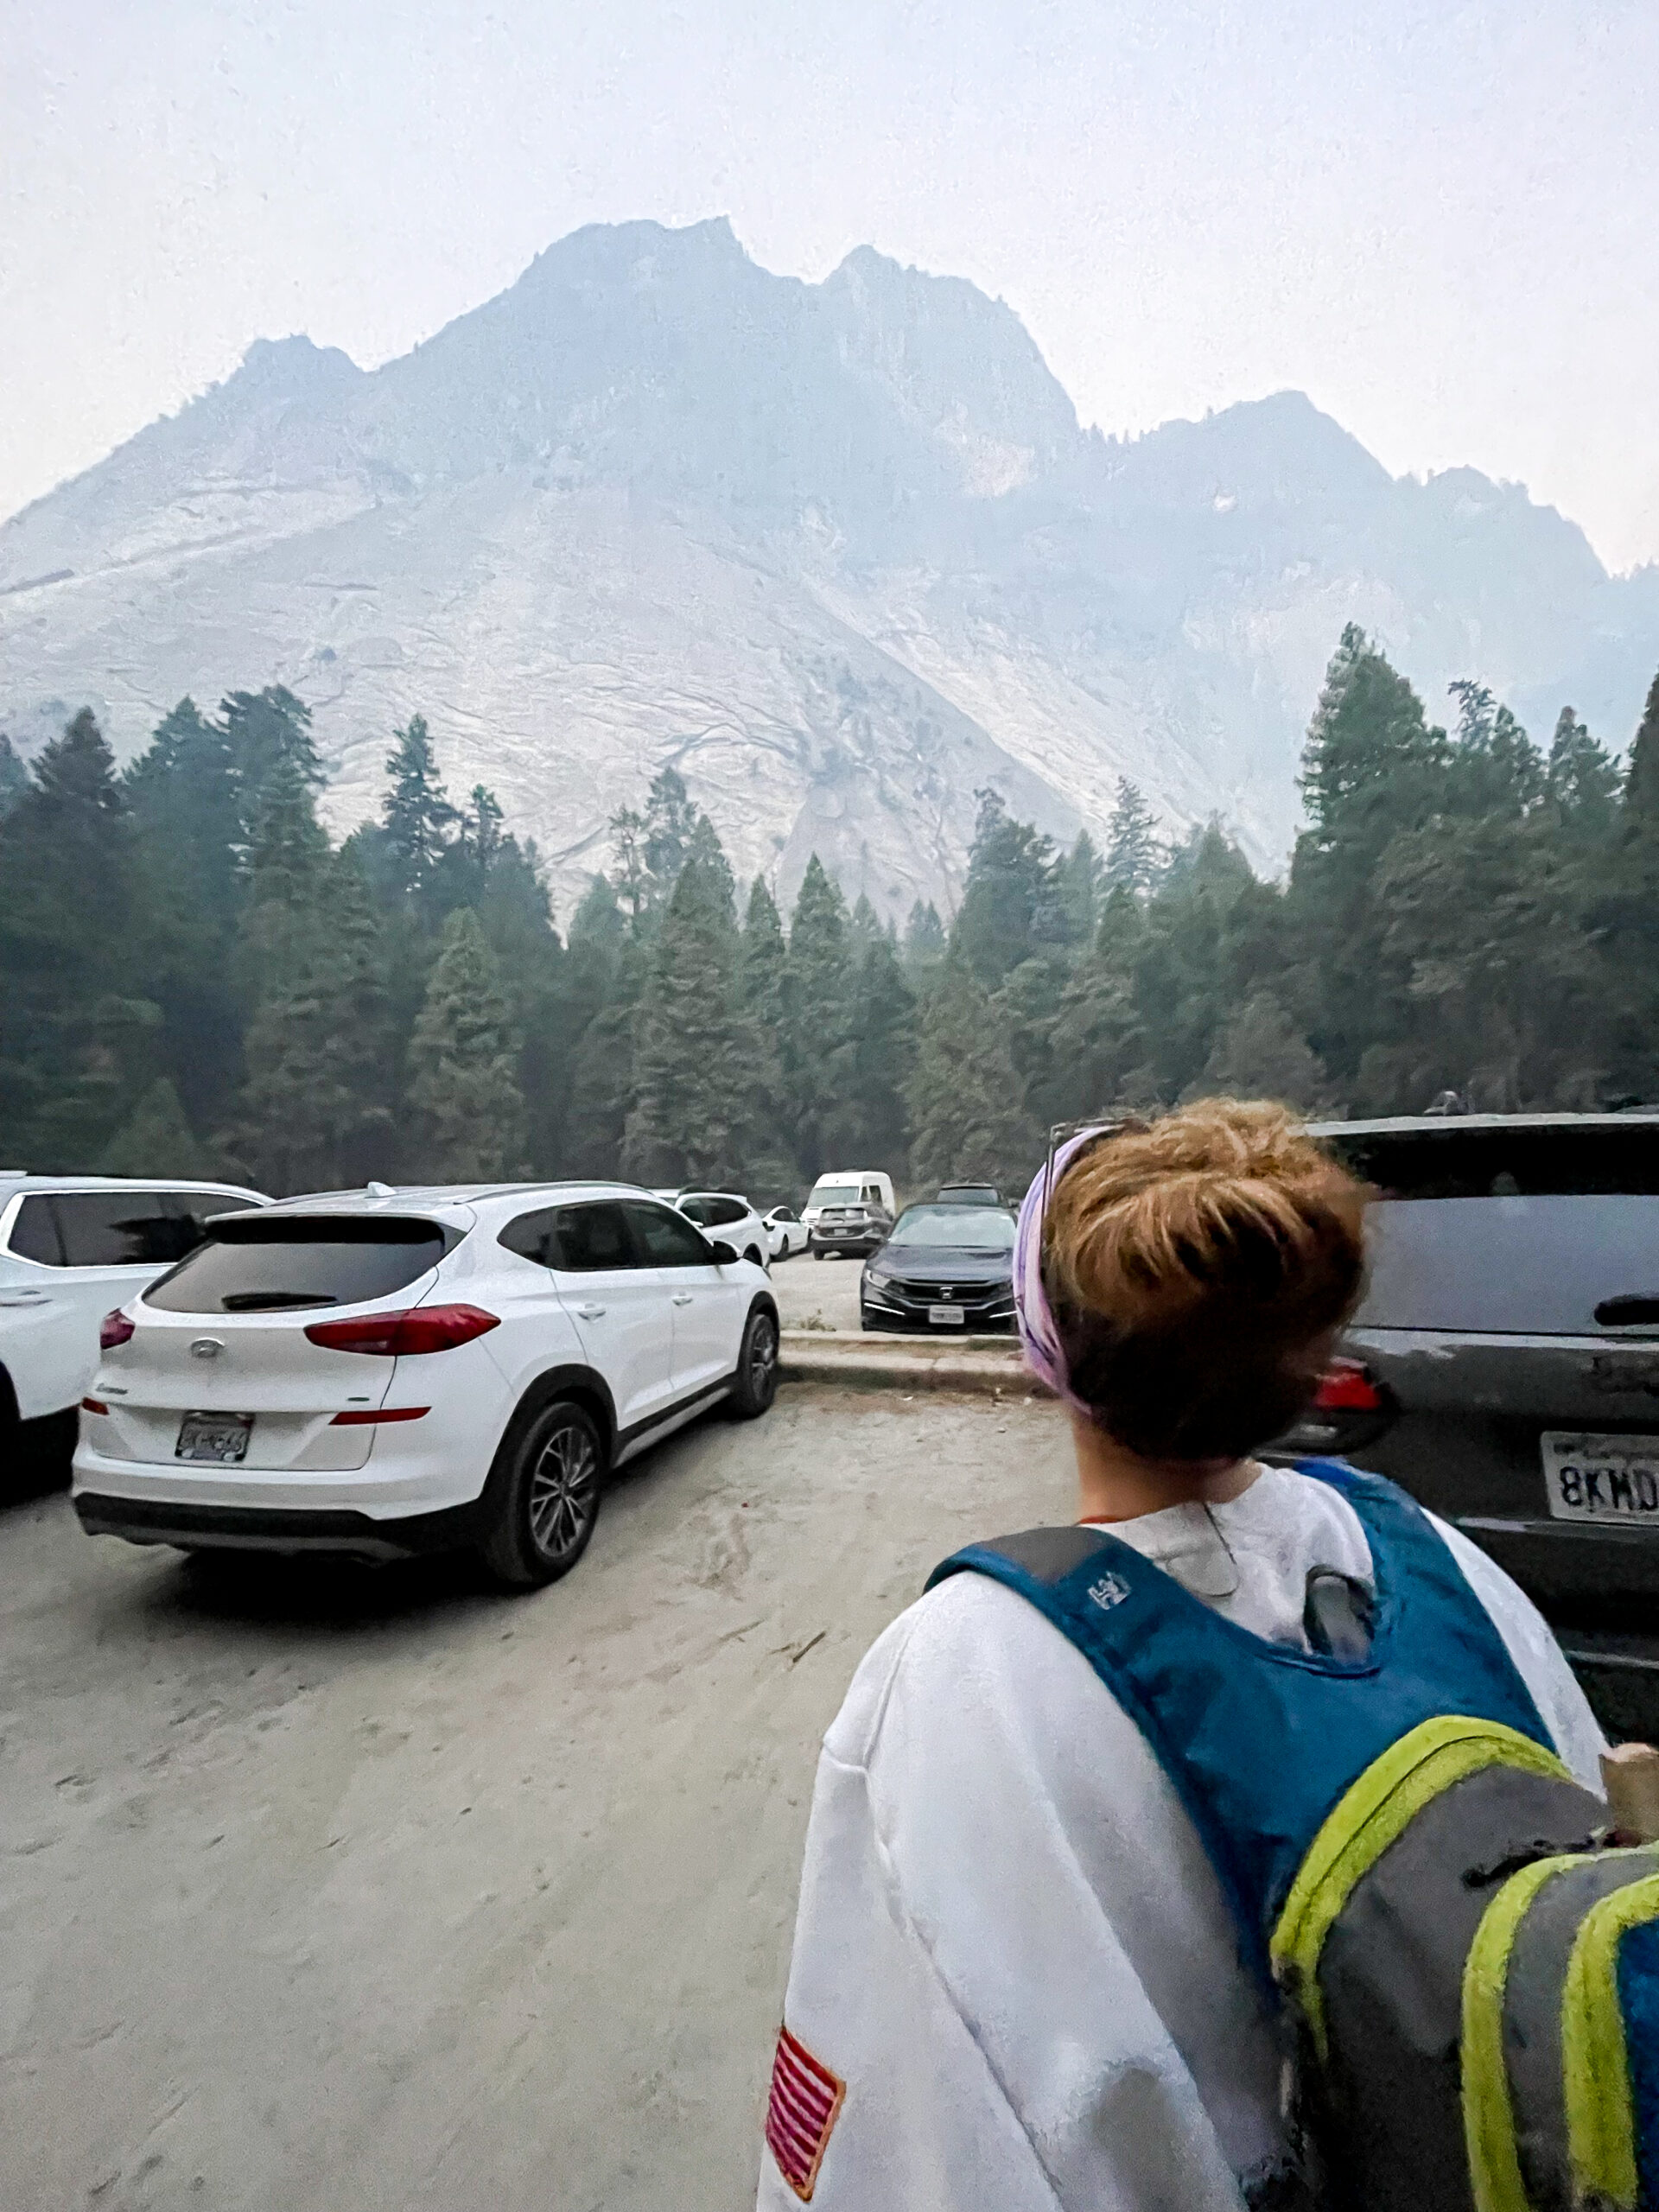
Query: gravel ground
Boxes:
[
  {"xmin": 767, "ymin": 1249, "xmax": 865, "ymax": 1332},
  {"xmin": 0, "ymin": 1387, "xmax": 1073, "ymax": 2212}
]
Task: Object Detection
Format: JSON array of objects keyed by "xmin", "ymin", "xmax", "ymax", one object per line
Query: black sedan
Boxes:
[{"xmin": 860, "ymin": 1204, "xmax": 1018, "ymax": 1334}]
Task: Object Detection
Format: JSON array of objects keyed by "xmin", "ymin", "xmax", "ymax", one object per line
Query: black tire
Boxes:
[
  {"xmin": 477, "ymin": 1399, "xmax": 606, "ymax": 1590},
  {"xmin": 727, "ymin": 1305, "xmax": 779, "ymax": 1419},
  {"xmin": 812, "ymin": 1247, "xmax": 826, "ymax": 1261}
]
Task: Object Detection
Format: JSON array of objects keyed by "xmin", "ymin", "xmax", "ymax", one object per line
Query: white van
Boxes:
[{"xmin": 802, "ymin": 1172, "xmax": 896, "ymax": 1229}]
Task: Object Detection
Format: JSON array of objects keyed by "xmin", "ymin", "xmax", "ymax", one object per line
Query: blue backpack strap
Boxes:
[
  {"xmin": 928, "ymin": 1464, "xmax": 1554, "ymax": 1990},
  {"xmin": 928, "ymin": 1521, "xmax": 1274, "ymax": 1983}
]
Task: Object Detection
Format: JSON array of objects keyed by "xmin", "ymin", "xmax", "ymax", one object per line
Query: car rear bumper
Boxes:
[
  {"xmin": 72, "ymin": 1427, "xmax": 494, "ymax": 1539},
  {"xmin": 1451, "ymin": 1511, "xmax": 1659, "ymax": 1605},
  {"xmin": 73, "ymin": 1489, "xmax": 480, "ymax": 1560}
]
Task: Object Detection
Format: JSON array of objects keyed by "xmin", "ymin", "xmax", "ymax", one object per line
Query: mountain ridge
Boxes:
[{"xmin": 3, "ymin": 218, "xmax": 1655, "ymax": 918}]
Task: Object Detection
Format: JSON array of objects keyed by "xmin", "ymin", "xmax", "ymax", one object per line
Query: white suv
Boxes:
[
  {"xmin": 0, "ymin": 1174, "xmax": 269, "ymax": 1467},
  {"xmin": 73, "ymin": 1182, "xmax": 779, "ymax": 1587}
]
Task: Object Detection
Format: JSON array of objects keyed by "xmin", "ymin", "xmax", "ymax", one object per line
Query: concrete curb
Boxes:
[{"xmin": 779, "ymin": 1329, "xmax": 1046, "ymax": 1399}]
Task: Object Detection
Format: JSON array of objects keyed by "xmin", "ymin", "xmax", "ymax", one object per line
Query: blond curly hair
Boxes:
[{"xmin": 1042, "ymin": 1099, "xmax": 1369, "ymax": 1459}]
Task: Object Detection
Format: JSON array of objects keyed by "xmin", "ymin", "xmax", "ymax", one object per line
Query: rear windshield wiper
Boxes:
[{"xmin": 219, "ymin": 1291, "xmax": 340, "ymax": 1312}]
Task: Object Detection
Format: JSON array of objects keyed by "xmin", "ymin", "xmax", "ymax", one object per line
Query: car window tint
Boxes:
[
  {"xmin": 53, "ymin": 1191, "xmax": 194, "ymax": 1267},
  {"xmin": 772, "ymin": 1207, "xmax": 797, "ymax": 1222},
  {"xmin": 547, "ymin": 1201, "xmax": 637, "ymax": 1273},
  {"xmin": 1323, "ymin": 1126, "xmax": 1659, "ymax": 1198},
  {"xmin": 144, "ymin": 1216, "xmax": 451, "ymax": 1313},
  {"xmin": 624, "ymin": 1200, "xmax": 713, "ymax": 1267},
  {"xmin": 1356, "ymin": 1195, "xmax": 1659, "ymax": 1334},
  {"xmin": 166, "ymin": 1191, "xmax": 261, "ymax": 1249},
  {"xmin": 498, "ymin": 1208, "xmax": 561, "ymax": 1266},
  {"xmin": 8, "ymin": 1194, "xmax": 64, "ymax": 1265},
  {"xmin": 812, "ymin": 1185, "xmax": 860, "ymax": 1207},
  {"xmin": 706, "ymin": 1196, "xmax": 746, "ymax": 1227}
]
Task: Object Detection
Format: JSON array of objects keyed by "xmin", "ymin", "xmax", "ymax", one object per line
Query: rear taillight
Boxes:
[
  {"xmin": 100, "ymin": 1310, "xmax": 136, "ymax": 1351},
  {"xmin": 1313, "ymin": 1359, "xmax": 1383, "ymax": 1413},
  {"xmin": 304, "ymin": 1306, "xmax": 499, "ymax": 1357},
  {"xmin": 81, "ymin": 1396, "xmax": 109, "ymax": 1416}
]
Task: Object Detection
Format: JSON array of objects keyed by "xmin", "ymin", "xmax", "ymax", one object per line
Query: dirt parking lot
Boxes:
[{"xmin": 0, "ymin": 1384, "xmax": 1072, "ymax": 2212}]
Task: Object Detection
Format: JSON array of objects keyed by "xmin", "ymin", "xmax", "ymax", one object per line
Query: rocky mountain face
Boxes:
[{"xmin": 3, "ymin": 216, "xmax": 1655, "ymax": 918}]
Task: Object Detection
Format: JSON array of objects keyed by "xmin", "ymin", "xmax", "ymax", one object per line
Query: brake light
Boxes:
[
  {"xmin": 81, "ymin": 1397, "xmax": 109, "ymax": 1416},
  {"xmin": 1313, "ymin": 1360, "xmax": 1382, "ymax": 1413},
  {"xmin": 304, "ymin": 1306, "xmax": 499, "ymax": 1357},
  {"xmin": 328, "ymin": 1406, "xmax": 431, "ymax": 1426},
  {"xmin": 100, "ymin": 1310, "xmax": 136, "ymax": 1351}
]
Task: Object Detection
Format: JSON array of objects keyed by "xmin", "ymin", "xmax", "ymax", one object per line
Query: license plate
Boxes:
[
  {"xmin": 1541, "ymin": 1433, "xmax": 1659, "ymax": 1522},
  {"xmin": 928, "ymin": 1305, "xmax": 966, "ymax": 1325},
  {"xmin": 176, "ymin": 1411, "xmax": 254, "ymax": 1464}
]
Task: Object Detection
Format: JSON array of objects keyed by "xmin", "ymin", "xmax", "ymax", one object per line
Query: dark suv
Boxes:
[{"xmin": 1271, "ymin": 1116, "xmax": 1659, "ymax": 1619}]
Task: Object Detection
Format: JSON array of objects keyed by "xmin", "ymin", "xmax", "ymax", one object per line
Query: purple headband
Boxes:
[{"xmin": 1013, "ymin": 1125, "xmax": 1112, "ymax": 1416}]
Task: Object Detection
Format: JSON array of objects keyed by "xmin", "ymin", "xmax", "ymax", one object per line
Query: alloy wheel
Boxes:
[
  {"xmin": 749, "ymin": 1313, "xmax": 778, "ymax": 1395},
  {"xmin": 526, "ymin": 1417, "xmax": 600, "ymax": 1561}
]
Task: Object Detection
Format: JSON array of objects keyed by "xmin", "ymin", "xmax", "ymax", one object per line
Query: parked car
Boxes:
[
  {"xmin": 1, "ymin": 1174, "xmax": 269, "ymax": 1472},
  {"xmin": 664, "ymin": 1191, "xmax": 771, "ymax": 1270},
  {"xmin": 764, "ymin": 1205, "xmax": 809, "ymax": 1261},
  {"xmin": 809, "ymin": 1187, "xmax": 895, "ymax": 1258},
  {"xmin": 860, "ymin": 1202, "xmax": 1018, "ymax": 1332},
  {"xmin": 802, "ymin": 1171, "xmax": 896, "ymax": 1230},
  {"xmin": 73, "ymin": 1181, "xmax": 779, "ymax": 1587},
  {"xmin": 1268, "ymin": 1114, "xmax": 1659, "ymax": 1605}
]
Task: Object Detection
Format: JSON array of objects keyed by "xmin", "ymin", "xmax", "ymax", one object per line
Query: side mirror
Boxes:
[{"xmin": 708, "ymin": 1239, "xmax": 738, "ymax": 1266}]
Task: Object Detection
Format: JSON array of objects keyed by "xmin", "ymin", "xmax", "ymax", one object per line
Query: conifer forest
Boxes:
[{"xmin": 3, "ymin": 624, "xmax": 1658, "ymax": 1201}]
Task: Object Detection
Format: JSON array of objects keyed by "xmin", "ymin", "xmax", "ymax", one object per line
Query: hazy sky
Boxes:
[{"xmin": 6, "ymin": 0, "xmax": 1657, "ymax": 569}]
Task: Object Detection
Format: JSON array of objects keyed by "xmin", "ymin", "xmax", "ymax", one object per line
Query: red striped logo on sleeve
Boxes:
[{"xmin": 764, "ymin": 2024, "xmax": 845, "ymax": 2202}]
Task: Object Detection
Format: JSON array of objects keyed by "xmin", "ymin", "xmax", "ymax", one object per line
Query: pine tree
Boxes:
[
  {"xmin": 643, "ymin": 766, "xmax": 701, "ymax": 896},
  {"xmin": 902, "ymin": 899, "xmax": 947, "ymax": 985},
  {"xmin": 1193, "ymin": 991, "xmax": 1330, "ymax": 1110},
  {"xmin": 233, "ymin": 747, "xmax": 332, "ymax": 1012},
  {"xmin": 623, "ymin": 830, "xmax": 758, "ymax": 1187},
  {"xmin": 779, "ymin": 855, "xmax": 855, "ymax": 1178},
  {"xmin": 906, "ymin": 947, "xmax": 1039, "ymax": 1197},
  {"xmin": 220, "ymin": 685, "xmax": 321, "ymax": 844},
  {"xmin": 405, "ymin": 907, "xmax": 526, "ymax": 1181},
  {"xmin": 124, "ymin": 697, "xmax": 245, "ymax": 1135},
  {"xmin": 954, "ymin": 787, "xmax": 1063, "ymax": 985},
  {"xmin": 1103, "ymin": 779, "xmax": 1160, "ymax": 896},
  {"xmin": 0, "ymin": 709, "xmax": 159, "ymax": 1165},
  {"xmin": 1594, "ymin": 670, "xmax": 1659, "ymax": 1102},
  {"xmin": 380, "ymin": 714, "xmax": 457, "ymax": 896},
  {"xmin": 842, "ymin": 931, "xmax": 918, "ymax": 1173},
  {"xmin": 0, "ymin": 731, "xmax": 29, "ymax": 817},
  {"xmin": 1288, "ymin": 628, "xmax": 1451, "ymax": 1091},
  {"xmin": 1049, "ymin": 891, "xmax": 1153, "ymax": 1124},
  {"xmin": 1058, "ymin": 830, "xmax": 1103, "ymax": 940},
  {"xmin": 99, "ymin": 1077, "xmax": 216, "ymax": 1179},
  {"xmin": 228, "ymin": 848, "xmax": 394, "ymax": 1192},
  {"xmin": 1543, "ymin": 707, "xmax": 1620, "ymax": 840}
]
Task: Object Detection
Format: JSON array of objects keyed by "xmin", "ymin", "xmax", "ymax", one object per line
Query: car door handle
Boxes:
[
  {"xmin": 575, "ymin": 1302, "xmax": 607, "ymax": 1319},
  {"xmin": 671, "ymin": 1292, "xmax": 694, "ymax": 1306}
]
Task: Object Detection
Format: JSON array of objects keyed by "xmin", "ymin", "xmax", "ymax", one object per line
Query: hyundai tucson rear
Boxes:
[{"xmin": 73, "ymin": 1183, "xmax": 778, "ymax": 1587}]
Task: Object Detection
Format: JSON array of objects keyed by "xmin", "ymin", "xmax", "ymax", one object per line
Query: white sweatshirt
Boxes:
[{"xmin": 758, "ymin": 1465, "xmax": 1605, "ymax": 2212}]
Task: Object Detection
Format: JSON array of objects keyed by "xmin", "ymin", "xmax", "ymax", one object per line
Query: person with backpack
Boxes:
[{"xmin": 758, "ymin": 1102, "xmax": 1659, "ymax": 2211}]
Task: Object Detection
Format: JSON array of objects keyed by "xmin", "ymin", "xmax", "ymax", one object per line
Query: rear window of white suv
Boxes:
[{"xmin": 144, "ymin": 1216, "xmax": 454, "ymax": 1314}]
